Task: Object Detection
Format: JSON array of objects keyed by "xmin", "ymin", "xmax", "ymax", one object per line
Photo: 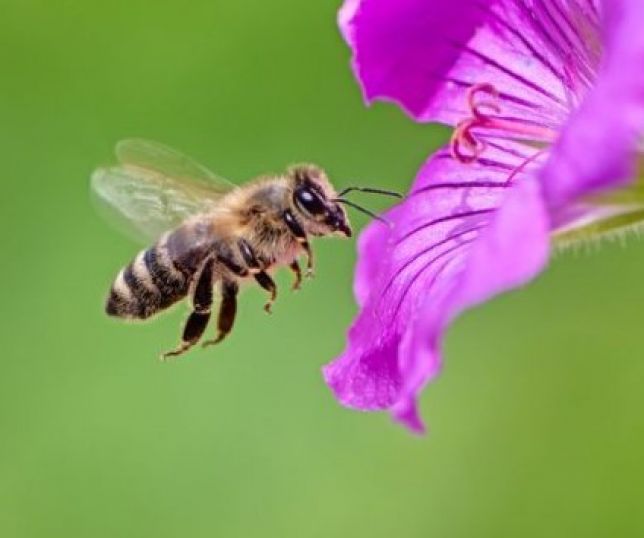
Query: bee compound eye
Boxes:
[{"xmin": 295, "ymin": 187, "xmax": 326, "ymax": 216}]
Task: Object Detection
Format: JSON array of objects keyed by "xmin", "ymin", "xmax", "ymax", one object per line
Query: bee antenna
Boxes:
[
  {"xmin": 334, "ymin": 198, "xmax": 392, "ymax": 227},
  {"xmin": 337, "ymin": 186, "xmax": 403, "ymax": 199}
]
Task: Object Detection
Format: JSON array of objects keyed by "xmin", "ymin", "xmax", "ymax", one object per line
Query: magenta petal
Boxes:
[
  {"xmin": 324, "ymin": 142, "xmax": 551, "ymax": 431},
  {"xmin": 339, "ymin": 0, "xmax": 595, "ymax": 126},
  {"xmin": 338, "ymin": 0, "xmax": 360, "ymax": 44},
  {"xmin": 340, "ymin": 0, "xmax": 494, "ymax": 122},
  {"xmin": 541, "ymin": 0, "xmax": 644, "ymax": 207},
  {"xmin": 353, "ymin": 219, "xmax": 392, "ymax": 308},
  {"xmin": 392, "ymin": 178, "xmax": 550, "ymax": 431}
]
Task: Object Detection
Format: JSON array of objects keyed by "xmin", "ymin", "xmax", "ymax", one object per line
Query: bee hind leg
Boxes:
[
  {"xmin": 162, "ymin": 312, "xmax": 211, "ymax": 359},
  {"xmin": 203, "ymin": 280, "xmax": 239, "ymax": 348},
  {"xmin": 162, "ymin": 258, "xmax": 214, "ymax": 360}
]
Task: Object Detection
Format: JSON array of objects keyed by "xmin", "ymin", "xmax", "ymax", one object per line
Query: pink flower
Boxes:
[{"xmin": 325, "ymin": 0, "xmax": 644, "ymax": 433}]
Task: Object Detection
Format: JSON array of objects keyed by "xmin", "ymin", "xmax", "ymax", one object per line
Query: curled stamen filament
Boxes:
[
  {"xmin": 451, "ymin": 118, "xmax": 488, "ymax": 164},
  {"xmin": 468, "ymin": 82, "xmax": 500, "ymax": 118},
  {"xmin": 504, "ymin": 149, "xmax": 547, "ymax": 185},
  {"xmin": 451, "ymin": 83, "xmax": 558, "ymax": 164}
]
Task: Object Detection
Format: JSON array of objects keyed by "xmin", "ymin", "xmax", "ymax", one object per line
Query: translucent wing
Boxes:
[{"xmin": 91, "ymin": 139, "xmax": 236, "ymax": 243}]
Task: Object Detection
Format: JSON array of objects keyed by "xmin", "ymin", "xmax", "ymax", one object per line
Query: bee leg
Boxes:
[
  {"xmin": 254, "ymin": 271, "xmax": 277, "ymax": 314},
  {"xmin": 162, "ymin": 312, "xmax": 211, "ymax": 359},
  {"xmin": 303, "ymin": 245, "xmax": 314, "ymax": 279},
  {"xmin": 162, "ymin": 258, "xmax": 214, "ymax": 359},
  {"xmin": 202, "ymin": 280, "xmax": 239, "ymax": 347},
  {"xmin": 237, "ymin": 239, "xmax": 278, "ymax": 313},
  {"xmin": 217, "ymin": 254, "xmax": 249, "ymax": 278},
  {"xmin": 283, "ymin": 210, "xmax": 314, "ymax": 278},
  {"xmin": 289, "ymin": 260, "xmax": 302, "ymax": 291}
]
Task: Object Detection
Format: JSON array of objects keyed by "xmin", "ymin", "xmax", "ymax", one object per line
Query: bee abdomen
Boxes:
[{"xmin": 106, "ymin": 244, "xmax": 189, "ymax": 320}]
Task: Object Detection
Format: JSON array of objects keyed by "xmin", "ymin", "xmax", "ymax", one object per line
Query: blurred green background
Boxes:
[{"xmin": 2, "ymin": 1, "xmax": 644, "ymax": 537}]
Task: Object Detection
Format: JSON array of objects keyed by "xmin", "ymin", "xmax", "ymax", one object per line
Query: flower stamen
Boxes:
[
  {"xmin": 504, "ymin": 149, "xmax": 547, "ymax": 185},
  {"xmin": 451, "ymin": 83, "xmax": 558, "ymax": 164},
  {"xmin": 468, "ymin": 82, "xmax": 501, "ymax": 119}
]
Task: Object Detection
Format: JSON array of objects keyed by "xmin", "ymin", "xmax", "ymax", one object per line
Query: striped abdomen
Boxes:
[{"xmin": 106, "ymin": 241, "xmax": 190, "ymax": 320}]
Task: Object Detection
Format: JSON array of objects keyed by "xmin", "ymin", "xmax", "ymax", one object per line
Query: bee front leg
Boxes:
[
  {"xmin": 283, "ymin": 210, "xmax": 314, "ymax": 278},
  {"xmin": 238, "ymin": 239, "xmax": 278, "ymax": 314},
  {"xmin": 162, "ymin": 257, "xmax": 214, "ymax": 359},
  {"xmin": 289, "ymin": 260, "xmax": 302, "ymax": 291}
]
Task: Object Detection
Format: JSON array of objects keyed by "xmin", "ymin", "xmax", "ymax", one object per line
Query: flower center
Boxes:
[{"xmin": 450, "ymin": 83, "xmax": 559, "ymax": 164}]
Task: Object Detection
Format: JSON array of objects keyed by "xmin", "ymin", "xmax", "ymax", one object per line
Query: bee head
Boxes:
[{"xmin": 289, "ymin": 165, "xmax": 352, "ymax": 238}]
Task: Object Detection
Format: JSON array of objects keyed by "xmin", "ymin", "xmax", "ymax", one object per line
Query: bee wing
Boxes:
[{"xmin": 91, "ymin": 139, "xmax": 236, "ymax": 244}]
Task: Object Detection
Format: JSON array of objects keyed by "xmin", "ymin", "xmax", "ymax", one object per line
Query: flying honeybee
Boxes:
[{"xmin": 92, "ymin": 139, "xmax": 400, "ymax": 358}]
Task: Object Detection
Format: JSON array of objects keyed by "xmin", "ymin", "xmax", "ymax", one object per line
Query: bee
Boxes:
[{"xmin": 92, "ymin": 139, "xmax": 400, "ymax": 358}]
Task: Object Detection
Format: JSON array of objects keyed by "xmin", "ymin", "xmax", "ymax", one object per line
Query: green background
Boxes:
[{"xmin": 2, "ymin": 1, "xmax": 644, "ymax": 537}]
